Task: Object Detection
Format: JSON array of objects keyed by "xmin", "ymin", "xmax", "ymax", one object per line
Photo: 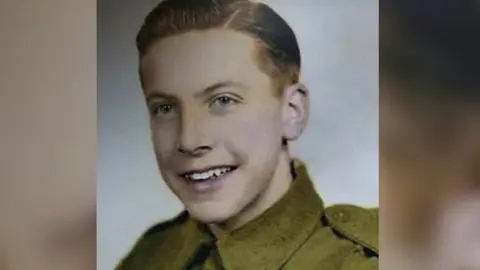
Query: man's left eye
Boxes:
[{"xmin": 211, "ymin": 96, "xmax": 237, "ymax": 107}]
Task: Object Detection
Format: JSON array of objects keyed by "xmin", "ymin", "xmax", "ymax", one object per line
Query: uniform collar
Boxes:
[{"xmin": 181, "ymin": 159, "xmax": 325, "ymax": 270}]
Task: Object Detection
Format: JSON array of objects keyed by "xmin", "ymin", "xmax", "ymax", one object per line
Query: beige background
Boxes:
[{"xmin": 0, "ymin": 0, "xmax": 96, "ymax": 269}]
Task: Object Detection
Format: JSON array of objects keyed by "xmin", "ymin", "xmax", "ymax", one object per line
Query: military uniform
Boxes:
[{"xmin": 117, "ymin": 160, "xmax": 378, "ymax": 270}]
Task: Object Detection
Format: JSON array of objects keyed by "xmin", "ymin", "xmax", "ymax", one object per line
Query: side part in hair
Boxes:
[{"xmin": 136, "ymin": 0, "xmax": 302, "ymax": 93}]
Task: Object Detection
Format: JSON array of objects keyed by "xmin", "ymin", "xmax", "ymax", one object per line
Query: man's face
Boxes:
[{"xmin": 140, "ymin": 29, "xmax": 290, "ymax": 223}]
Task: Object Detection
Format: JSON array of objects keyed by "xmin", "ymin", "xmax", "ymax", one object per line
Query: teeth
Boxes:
[{"xmin": 185, "ymin": 167, "xmax": 233, "ymax": 181}]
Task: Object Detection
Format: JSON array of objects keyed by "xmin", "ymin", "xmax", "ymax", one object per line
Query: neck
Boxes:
[{"xmin": 208, "ymin": 151, "xmax": 293, "ymax": 238}]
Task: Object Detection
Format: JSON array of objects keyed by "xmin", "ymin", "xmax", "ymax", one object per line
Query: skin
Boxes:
[
  {"xmin": 379, "ymin": 83, "xmax": 445, "ymax": 250},
  {"xmin": 140, "ymin": 29, "xmax": 309, "ymax": 236},
  {"xmin": 431, "ymin": 107, "xmax": 480, "ymax": 270},
  {"xmin": 380, "ymin": 79, "xmax": 480, "ymax": 269}
]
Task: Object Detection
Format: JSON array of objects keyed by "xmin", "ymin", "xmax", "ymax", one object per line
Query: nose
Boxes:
[{"xmin": 176, "ymin": 111, "xmax": 212, "ymax": 156}]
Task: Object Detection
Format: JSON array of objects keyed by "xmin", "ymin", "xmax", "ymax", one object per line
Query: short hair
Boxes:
[
  {"xmin": 136, "ymin": 0, "xmax": 301, "ymax": 94},
  {"xmin": 380, "ymin": 0, "xmax": 480, "ymax": 105}
]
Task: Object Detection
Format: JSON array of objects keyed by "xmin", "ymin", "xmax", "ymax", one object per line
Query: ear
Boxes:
[{"xmin": 281, "ymin": 83, "xmax": 309, "ymax": 142}]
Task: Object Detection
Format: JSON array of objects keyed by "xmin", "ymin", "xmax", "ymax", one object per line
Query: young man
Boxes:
[{"xmin": 117, "ymin": 0, "xmax": 378, "ymax": 269}]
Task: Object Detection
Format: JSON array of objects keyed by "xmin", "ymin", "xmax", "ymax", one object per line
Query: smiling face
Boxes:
[{"xmin": 140, "ymin": 29, "xmax": 306, "ymax": 226}]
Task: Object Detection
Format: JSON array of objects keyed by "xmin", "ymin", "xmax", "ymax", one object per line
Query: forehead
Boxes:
[{"xmin": 140, "ymin": 29, "xmax": 271, "ymax": 94}]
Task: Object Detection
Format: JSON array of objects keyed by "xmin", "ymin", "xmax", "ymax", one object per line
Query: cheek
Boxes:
[
  {"xmin": 218, "ymin": 107, "xmax": 283, "ymax": 157},
  {"xmin": 150, "ymin": 121, "xmax": 178, "ymax": 160}
]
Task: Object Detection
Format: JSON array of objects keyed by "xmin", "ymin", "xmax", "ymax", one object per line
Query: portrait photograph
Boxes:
[{"xmin": 97, "ymin": 0, "xmax": 378, "ymax": 269}]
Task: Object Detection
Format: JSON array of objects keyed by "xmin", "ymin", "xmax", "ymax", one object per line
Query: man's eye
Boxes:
[
  {"xmin": 210, "ymin": 96, "xmax": 238, "ymax": 108},
  {"xmin": 152, "ymin": 104, "xmax": 174, "ymax": 116}
]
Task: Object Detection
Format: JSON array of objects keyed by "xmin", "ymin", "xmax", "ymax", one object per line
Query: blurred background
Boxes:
[
  {"xmin": 97, "ymin": 0, "xmax": 378, "ymax": 269},
  {"xmin": 0, "ymin": 0, "xmax": 96, "ymax": 269},
  {"xmin": 380, "ymin": 0, "xmax": 480, "ymax": 269}
]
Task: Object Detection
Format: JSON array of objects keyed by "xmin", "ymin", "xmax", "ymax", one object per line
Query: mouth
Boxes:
[{"xmin": 180, "ymin": 165, "xmax": 238, "ymax": 183}]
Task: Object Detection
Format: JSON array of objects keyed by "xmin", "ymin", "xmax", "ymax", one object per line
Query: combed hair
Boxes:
[{"xmin": 136, "ymin": 0, "xmax": 301, "ymax": 94}]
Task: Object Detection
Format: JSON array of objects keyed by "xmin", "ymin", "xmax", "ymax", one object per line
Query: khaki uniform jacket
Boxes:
[{"xmin": 117, "ymin": 160, "xmax": 378, "ymax": 269}]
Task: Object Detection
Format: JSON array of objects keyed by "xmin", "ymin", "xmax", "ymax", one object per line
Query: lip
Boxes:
[
  {"xmin": 180, "ymin": 165, "xmax": 239, "ymax": 194},
  {"xmin": 178, "ymin": 165, "xmax": 237, "ymax": 177}
]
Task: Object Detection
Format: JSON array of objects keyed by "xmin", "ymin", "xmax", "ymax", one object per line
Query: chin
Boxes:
[{"xmin": 187, "ymin": 202, "xmax": 239, "ymax": 224}]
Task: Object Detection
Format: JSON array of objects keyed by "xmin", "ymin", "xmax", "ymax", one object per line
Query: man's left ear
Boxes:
[{"xmin": 281, "ymin": 83, "xmax": 309, "ymax": 142}]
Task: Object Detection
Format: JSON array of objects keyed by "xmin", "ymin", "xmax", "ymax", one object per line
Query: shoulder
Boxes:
[
  {"xmin": 115, "ymin": 211, "xmax": 189, "ymax": 270},
  {"xmin": 324, "ymin": 204, "xmax": 378, "ymax": 256},
  {"xmin": 291, "ymin": 204, "xmax": 378, "ymax": 268}
]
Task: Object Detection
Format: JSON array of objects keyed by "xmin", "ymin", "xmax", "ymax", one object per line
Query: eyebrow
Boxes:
[
  {"xmin": 194, "ymin": 80, "xmax": 247, "ymax": 99},
  {"xmin": 145, "ymin": 80, "xmax": 247, "ymax": 103}
]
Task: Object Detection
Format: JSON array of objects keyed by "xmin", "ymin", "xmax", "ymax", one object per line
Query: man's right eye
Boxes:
[{"xmin": 151, "ymin": 104, "xmax": 174, "ymax": 116}]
